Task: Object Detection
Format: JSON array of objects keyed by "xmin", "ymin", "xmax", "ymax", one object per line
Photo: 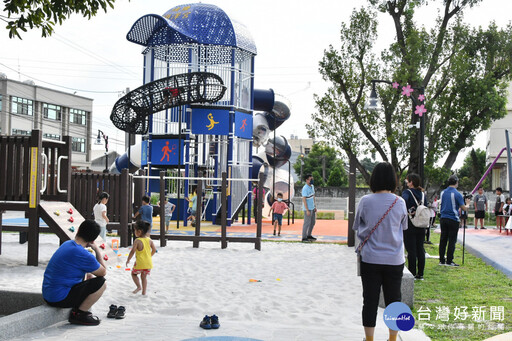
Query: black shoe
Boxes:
[
  {"xmin": 107, "ymin": 304, "xmax": 117, "ymax": 318},
  {"xmin": 438, "ymin": 261, "xmax": 446, "ymax": 266},
  {"xmin": 307, "ymin": 235, "xmax": 317, "ymax": 241},
  {"xmin": 69, "ymin": 309, "xmax": 100, "ymax": 326},
  {"xmin": 301, "ymin": 238, "xmax": 311, "ymax": 243},
  {"xmin": 481, "ymin": 227, "xmax": 486, "ymax": 229},
  {"xmin": 115, "ymin": 306, "xmax": 126, "ymax": 319},
  {"xmin": 446, "ymin": 262, "xmax": 460, "ymax": 267},
  {"xmin": 210, "ymin": 314, "xmax": 220, "ymax": 329},
  {"xmin": 414, "ymin": 275, "xmax": 424, "ymax": 281},
  {"xmin": 200, "ymin": 315, "xmax": 211, "ymax": 329},
  {"xmin": 424, "ymin": 240, "xmax": 433, "ymax": 244}
]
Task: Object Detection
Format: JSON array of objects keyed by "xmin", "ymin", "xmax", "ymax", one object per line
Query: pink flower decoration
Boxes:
[
  {"xmin": 402, "ymin": 85, "xmax": 413, "ymax": 97},
  {"xmin": 418, "ymin": 94, "xmax": 425, "ymax": 102},
  {"xmin": 415, "ymin": 104, "xmax": 427, "ymax": 117},
  {"xmin": 392, "ymin": 82, "xmax": 400, "ymax": 89}
]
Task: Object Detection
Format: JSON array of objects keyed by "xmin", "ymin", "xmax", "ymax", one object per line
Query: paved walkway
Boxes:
[{"xmin": 455, "ymin": 225, "xmax": 512, "ymax": 279}]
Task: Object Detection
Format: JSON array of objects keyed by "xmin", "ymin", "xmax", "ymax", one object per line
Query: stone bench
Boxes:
[
  {"xmin": 0, "ymin": 290, "xmax": 70, "ymax": 340},
  {"xmin": 378, "ymin": 266, "xmax": 415, "ymax": 309}
]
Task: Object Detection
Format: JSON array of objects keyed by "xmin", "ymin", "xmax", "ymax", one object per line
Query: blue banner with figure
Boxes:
[
  {"xmin": 191, "ymin": 108, "xmax": 230, "ymax": 135},
  {"xmin": 151, "ymin": 139, "xmax": 184, "ymax": 166},
  {"xmin": 234, "ymin": 111, "xmax": 253, "ymax": 139}
]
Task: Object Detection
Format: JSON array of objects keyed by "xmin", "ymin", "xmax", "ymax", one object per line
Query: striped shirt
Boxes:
[{"xmin": 440, "ymin": 186, "xmax": 464, "ymax": 222}]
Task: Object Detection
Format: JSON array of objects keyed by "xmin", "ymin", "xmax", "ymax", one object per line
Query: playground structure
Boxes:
[
  {"xmin": 0, "ymin": 131, "xmax": 132, "ymax": 266},
  {"xmin": 0, "ymin": 129, "xmax": 265, "ymax": 266},
  {"xmin": 109, "ymin": 3, "xmax": 295, "ymax": 229}
]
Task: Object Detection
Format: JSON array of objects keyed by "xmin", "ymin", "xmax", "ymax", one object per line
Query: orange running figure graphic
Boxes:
[
  {"xmin": 206, "ymin": 113, "xmax": 219, "ymax": 130},
  {"xmin": 240, "ymin": 118, "xmax": 247, "ymax": 132},
  {"xmin": 160, "ymin": 141, "xmax": 177, "ymax": 162}
]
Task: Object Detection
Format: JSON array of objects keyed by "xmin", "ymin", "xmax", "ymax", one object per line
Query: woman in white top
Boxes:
[{"xmin": 93, "ymin": 192, "xmax": 110, "ymax": 241}]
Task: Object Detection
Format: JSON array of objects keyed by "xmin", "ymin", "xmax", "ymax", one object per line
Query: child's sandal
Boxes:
[
  {"xmin": 115, "ymin": 306, "xmax": 126, "ymax": 319},
  {"xmin": 107, "ymin": 304, "xmax": 117, "ymax": 318}
]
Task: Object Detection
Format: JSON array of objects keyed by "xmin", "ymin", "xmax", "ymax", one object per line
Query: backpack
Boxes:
[{"xmin": 407, "ymin": 189, "xmax": 430, "ymax": 228}]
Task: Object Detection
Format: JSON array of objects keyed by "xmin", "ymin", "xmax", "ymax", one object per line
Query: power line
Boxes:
[{"xmin": 0, "ymin": 62, "xmax": 124, "ymax": 94}]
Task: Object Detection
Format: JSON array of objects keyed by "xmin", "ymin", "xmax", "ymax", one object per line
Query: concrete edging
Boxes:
[
  {"xmin": 0, "ymin": 290, "xmax": 70, "ymax": 341},
  {"xmin": 0, "ymin": 304, "xmax": 70, "ymax": 340}
]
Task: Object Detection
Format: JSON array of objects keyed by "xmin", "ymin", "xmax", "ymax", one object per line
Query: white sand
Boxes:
[{"xmin": 0, "ymin": 232, "xmax": 430, "ymax": 341}]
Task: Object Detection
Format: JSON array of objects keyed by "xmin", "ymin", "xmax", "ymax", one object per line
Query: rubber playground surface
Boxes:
[
  {"xmin": 153, "ymin": 216, "xmax": 349, "ymax": 243},
  {"xmin": 1, "ymin": 216, "xmax": 349, "ymax": 243}
]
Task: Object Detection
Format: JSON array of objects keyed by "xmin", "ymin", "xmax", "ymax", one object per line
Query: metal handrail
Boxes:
[
  {"xmin": 40, "ymin": 153, "xmax": 48, "ymax": 193},
  {"xmin": 57, "ymin": 156, "xmax": 68, "ymax": 193}
]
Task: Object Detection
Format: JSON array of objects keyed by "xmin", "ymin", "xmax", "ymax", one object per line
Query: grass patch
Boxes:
[{"xmin": 413, "ymin": 232, "xmax": 512, "ymax": 340}]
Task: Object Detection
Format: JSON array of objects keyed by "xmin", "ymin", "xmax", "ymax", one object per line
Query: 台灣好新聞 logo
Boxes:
[{"xmin": 383, "ymin": 302, "xmax": 415, "ymax": 331}]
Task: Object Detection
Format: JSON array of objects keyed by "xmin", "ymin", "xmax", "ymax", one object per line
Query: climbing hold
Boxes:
[
  {"xmin": 125, "ymin": 268, "xmax": 131, "ymax": 271},
  {"xmin": 249, "ymin": 279, "xmax": 261, "ymax": 283},
  {"xmin": 67, "ymin": 208, "xmax": 73, "ymax": 214},
  {"xmin": 100, "ymin": 243, "xmax": 105, "ymax": 250},
  {"xmin": 116, "ymin": 265, "xmax": 122, "ymax": 269},
  {"xmin": 54, "ymin": 211, "xmax": 60, "ymax": 216},
  {"xmin": 68, "ymin": 217, "xmax": 74, "ymax": 223},
  {"xmin": 104, "ymin": 254, "xmax": 109, "ymax": 261},
  {"xmin": 68, "ymin": 226, "xmax": 75, "ymax": 233}
]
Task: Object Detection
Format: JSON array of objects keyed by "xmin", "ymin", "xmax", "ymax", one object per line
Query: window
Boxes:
[
  {"xmin": 43, "ymin": 103, "xmax": 61, "ymax": 120},
  {"xmin": 70, "ymin": 108, "xmax": 87, "ymax": 125},
  {"xmin": 304, "ymin": 148, "xmax": 311, "ymax": 155},
  {"xmin": 72, "ymin": 137, "xmax": 86, "ymax": 152},
  {"xmin": 43, "ymin": 133, "xmax": 60, "ymax": 141},
  {"xmin": 12, "ymin": 129, "xmax": 31, "ymax": 136},
  {"xmin": 11, "ymin": 96, "xmax": 33, "ymax": 116}
]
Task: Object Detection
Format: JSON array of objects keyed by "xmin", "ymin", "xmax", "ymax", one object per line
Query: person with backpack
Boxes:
[{"xmin": 402, "ymin": 173, "xmax": 428, "ymax": 280}]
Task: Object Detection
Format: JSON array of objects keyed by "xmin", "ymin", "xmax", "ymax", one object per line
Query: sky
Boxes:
[{"xmin": 1, "ymin": 0, "xmax": 511, "ymax": 168}]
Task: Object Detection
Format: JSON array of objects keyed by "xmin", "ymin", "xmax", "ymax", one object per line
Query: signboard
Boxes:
[
  {"xmin": 151, "ymin": 139, "xmax": 184, "ymax": 166},
  {"xmin": 234, "ymin": 111, "xmax": 253, "ymax": 139},
  {"xmin": 191, "ymin": 108, "xmax": 229, "ymax": 135},
  {"xmin": 29, "ymin": 147, "xmax": 38, "ymax": 208},
  {"xmin": 141, "ymin": 140, "xmax": 148, "ymax": 166}
]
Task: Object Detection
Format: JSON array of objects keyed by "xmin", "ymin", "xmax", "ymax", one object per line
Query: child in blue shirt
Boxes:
[{"xmin": 133, "ymin": 195, "xmax": 153, "ymax": 236}]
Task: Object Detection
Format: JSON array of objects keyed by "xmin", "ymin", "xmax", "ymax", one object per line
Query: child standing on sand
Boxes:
[
  {"xmin": 268, "ymin": 193, "xmax": 288, "ymax": 236},
  {"xmin": 126, "ymin": 221, "xmax": 156, "ymax": 295},
  {"xmin": 93, "ymin": 192, "xmax": 109, "ymax": 241}
]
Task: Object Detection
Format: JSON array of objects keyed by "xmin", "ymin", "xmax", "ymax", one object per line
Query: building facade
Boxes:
[
  {"xmin": 0, "ymin": 76, "xmax": 93, "ymax": 168},
  {"xmin": 486, "ymin": 82, "xmax": 512, "ymax": 190}
]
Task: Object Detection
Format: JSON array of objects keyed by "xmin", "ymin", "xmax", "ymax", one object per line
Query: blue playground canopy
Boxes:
[{"xmin": 126, "ymin": 3, "xmax": 257, "ymax": 55}]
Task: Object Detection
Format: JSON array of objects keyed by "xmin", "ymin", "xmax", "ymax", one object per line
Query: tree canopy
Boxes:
[
  {"xmin": 293, "ymin": 143, "xmax": 348, "ymax": 187},
  {"xmin": 309, "ymin": 0, "xmax": 512, "ymax": 188},
  {"xmin": 2, "ymin": 0, "xmax": 120, "ymax": 38},
  {"xmin": 457, "ymin": 148, "xmax": 489, "ymax": 191}
]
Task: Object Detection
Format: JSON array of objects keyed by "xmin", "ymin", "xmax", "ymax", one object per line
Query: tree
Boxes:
[
  {"xmin": 327, "ymin": 167, "xmax": 345, "ymax": 187},
  {"xmin": 2, "ymin": 0, "xmax": 120, "ymax": 38},
  {"xmin": 457, "ymin": 148, "xmax": 489, "ymax": 191},
  {"xmin": 309, "ymin": 1, "xmax": 512, "ymax": 188},
  {"xmin": 293, "ymin": 142, "xmax": 348, "ymax": 187}
]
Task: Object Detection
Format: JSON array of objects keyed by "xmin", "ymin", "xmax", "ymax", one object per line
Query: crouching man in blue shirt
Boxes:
[{"xmin": 43, "ymin": 220, "xmax": 107, "ymax": 325}]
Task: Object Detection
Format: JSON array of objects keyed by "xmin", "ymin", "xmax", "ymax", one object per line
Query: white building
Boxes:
[
  {"xmin": 0, "ymin": 75, "xmax": 93, "ymax": 168},
  {"xmin": 486, "ymin": 82, "xmax": 512, "ymax": 190}
]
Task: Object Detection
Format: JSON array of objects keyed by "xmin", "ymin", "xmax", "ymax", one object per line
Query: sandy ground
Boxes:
[{"xmin": 0, "ymin": 231, "xmax": 430, "ymax": 341}]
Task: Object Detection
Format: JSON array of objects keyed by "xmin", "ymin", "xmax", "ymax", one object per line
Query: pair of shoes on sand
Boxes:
[
  {"xmin": 107, "ymin": 304, "xmax": 126, "ymax": 319},
  {"xmin": 200, "ymin": 315, "xmax": 220, "ymax": 329}
]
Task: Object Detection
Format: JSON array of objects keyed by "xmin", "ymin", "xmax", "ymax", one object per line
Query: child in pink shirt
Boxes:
[{"xmin": 268, "ymin": 193, "xmax": 289, "ymax": 236}]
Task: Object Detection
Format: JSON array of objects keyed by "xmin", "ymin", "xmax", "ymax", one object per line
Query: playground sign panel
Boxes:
[
  {"xmin": 29, "ymin": 147, "xmax": 38, "ymax": 208},
  {"xmin": 234, "ymin": 111, "xmax": 253, "ymax": 139},
  {"xmin": 151, "ymin": 139, "xmax": 184, "ymax": 166},
  {"xmin": 191, "ymin": 108, "xmax": 229, "ymax": 136}
]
